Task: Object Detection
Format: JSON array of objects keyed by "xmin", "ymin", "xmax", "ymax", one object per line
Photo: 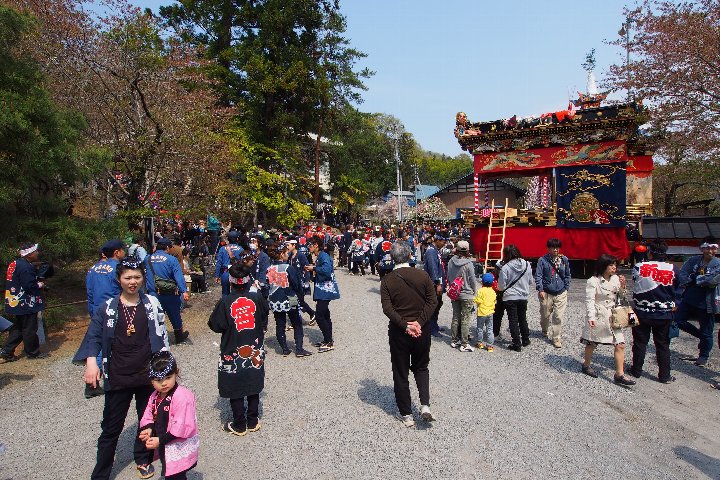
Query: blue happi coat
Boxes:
[
  {"xmin": 312, "ymin": 251, "xmax": 340, "ymax": 301},
  {"xmin": 85, "ymin": 258, "xmax": 121, "ymax": 316},
  {"xmin": 72, "ymin": 293, "xmax": 169, "ymax": 390}
]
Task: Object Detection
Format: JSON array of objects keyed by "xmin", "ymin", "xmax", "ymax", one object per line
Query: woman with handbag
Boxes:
[{"xmin": 581, "ymin": 254, "xmax": 635, "ymax": 386}]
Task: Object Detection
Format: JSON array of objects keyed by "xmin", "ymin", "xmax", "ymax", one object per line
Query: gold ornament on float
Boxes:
[{"xmin": 570, "ymin": 192, "xmax": 599, "ymax": 222}]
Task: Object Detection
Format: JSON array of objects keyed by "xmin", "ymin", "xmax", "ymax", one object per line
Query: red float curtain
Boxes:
[{"xmin": 470, "ymin": 226, "xmax": 630, "ymax": 261}]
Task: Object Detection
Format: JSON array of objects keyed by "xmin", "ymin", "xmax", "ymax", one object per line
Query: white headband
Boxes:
[
  {"xmin": 700, "ymin": 243, "xmax": 719, "ymax": 249},
  {"xmin": 20, "ymin": 244, "xmax": 38, "ymax": 257}
]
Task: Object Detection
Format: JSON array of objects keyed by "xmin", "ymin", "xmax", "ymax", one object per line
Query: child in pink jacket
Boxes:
[{"xmin": 139, "ymin": 351, "xmax": 199, "ymax": 479}]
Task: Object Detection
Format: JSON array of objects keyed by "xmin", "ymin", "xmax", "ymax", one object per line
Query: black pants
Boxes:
[
  {"xmin": 351, "ymin": 258, "xmax": 365, "ymax": 275},
  {"xmin": 230, "ymin": 394, "xmax": 259, "ymax": 430},
  {"xmin": 190, "ymin": 273, "xmax": 207, "ymax": 292},
  {"xmin": 209, "ymin": 230, "xmax": 219, "ymax": 255},
  {"xmin": 378, "ymin": 268, "xmax": 392, "ymax": 279},
  {"xmin": 2, "ymin": 313, "xmax": 40, "ymax": 357},
  {"xmin": 165, "ymin": 471, "xmax": 188, "ymax": 480},
  {"xmin": 299, "ymin": 295, "xmax": 315, "ymax": 317},
  {"xmin": 430, "ymin": 293, "xmax": 443, "ymax": 334},
  {"xmin": 631, "ymin": 318, "xmax": 672, "ymax": 381},
  {"xmin": 315, "ymin": 300, "xmax": 333, "ymax": 343},
  {"xmin": 389, "ymin": 325, "xmax": 431, "ymax": 416},
  {"xmin": 274, "ymin": 309, "xmax": 305, "ymax": 351},
  {"xmin": 504, "ymin": 299, "xmax": 529, "ymax": 346},
  {"xmin": 92, "ymin": 385, "xmax": 154, "ymax": 480},
  {"xmin": 493, "ymin": 292, "xmax": 506, "ymax": 337},
  {"xmin": 339, "ymin": 249, "xmax": 347, "ymax": 267}
]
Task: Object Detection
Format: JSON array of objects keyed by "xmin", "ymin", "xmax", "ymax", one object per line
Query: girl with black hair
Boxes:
[{"xmin": 139, "ymin": 351, "xmax": 199, "ymax": 479}]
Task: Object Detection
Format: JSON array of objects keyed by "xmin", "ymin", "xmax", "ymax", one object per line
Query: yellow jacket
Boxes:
[{"xmin": 474, "ymin": 286, "xmax": 496, "ymax": 316}]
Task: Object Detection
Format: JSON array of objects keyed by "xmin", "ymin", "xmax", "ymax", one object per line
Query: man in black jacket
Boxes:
[
  {"xmin": 380, "ymin": 241, "xmax": 438, "ymax": 428},
  {"xmin": 1, "ymin": 242, "xmax": 46, "ymax": 361}
]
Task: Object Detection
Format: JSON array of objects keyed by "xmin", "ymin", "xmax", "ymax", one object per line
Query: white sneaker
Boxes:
[
  {"xmin": 459, "ymin": 344, "xmax": 475, "ymax": 352},
  {"xmin": 450, "ymin": 341, "xmax": 460, "ymax": 348},
  {"xmin": 400, "ymin": 414, "xmax": 414, "ymax": 428},
  {"xmin": 420, "ymin": 405, "xmax": 435, "ymax": 422}
]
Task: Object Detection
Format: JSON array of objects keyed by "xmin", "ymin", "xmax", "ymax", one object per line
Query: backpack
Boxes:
[{"xmin": 447, "ymin": 276, "xmax": 464, "ymax": 301}]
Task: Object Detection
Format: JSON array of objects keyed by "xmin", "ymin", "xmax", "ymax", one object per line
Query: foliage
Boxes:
[
  {"xmin": 415, "ymin": 152, "xmax": 473, "ymax": 189},
  {"xmin": 0, "ymin": 6, "xmax": 89, "ymax": 217},
  {"xmin": 652, "ymin": 155, "xmax": 720, "ymax": 216},
  {"xmin": 606, "ymin": 0, "xmax": 720, "ymax": 157},
  {"xmin": 604, "ymin": 0, "xmax": 720, "ymax": 215},
  {"xmin": 160, "ymin": 0, "xmax": 372, "ymax": 209},
  {"xmin": 214, "ymin": 126, "xmax": 313, "ymax": 228},
  {"xmin": 0, "ymin": 216, "xmax": 127, "ymax": 267},
  {"xmin": 375, "ymin": 197, "xmax": 410, "ymax": 222},
  {"xmin": 6, "ymin": 0, "xmax": 232, "ymax": 222},
  {"xmin": 414, "ymin": 197, "xmax": 453, "ymax": 220}
]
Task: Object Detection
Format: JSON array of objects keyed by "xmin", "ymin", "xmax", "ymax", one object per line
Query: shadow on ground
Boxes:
[
  {"xmin": 673, "ymin": 445, "xmax": 720, "ymax": 479},
  {"xmin": 357, "ymin": 378, "xmax": 396, "ymax": 417},
  {"xmin": 0, "ymin": 372, "xmax": 33, "ymax": 389}
]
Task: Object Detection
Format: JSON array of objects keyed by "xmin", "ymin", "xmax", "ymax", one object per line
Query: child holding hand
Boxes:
[
  {"xmin": 474, "ymin": 273, "xmax": 498, "ymax": 352},
  {"xmin": 139, "ymin": 351, "xmax": 199, "ymax": 479}
]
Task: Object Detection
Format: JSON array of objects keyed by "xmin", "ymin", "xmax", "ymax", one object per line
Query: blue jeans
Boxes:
[
  {"xmin": 476, "ymin": 314, "xmax": 494, "ymax": 345},
  {"xmin": 675, "ymin": 301, "xmax": 715, "ymax": 361}
]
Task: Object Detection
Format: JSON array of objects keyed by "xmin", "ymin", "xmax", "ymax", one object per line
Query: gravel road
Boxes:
[{"xmin": 0, "ymin": 269, "xmax": 719, "ymax": 479}]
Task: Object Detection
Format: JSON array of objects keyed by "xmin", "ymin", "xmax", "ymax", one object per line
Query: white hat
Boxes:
[{"xmin": 456, "ymin": 240, "xmax": 470, "ymax": 252}]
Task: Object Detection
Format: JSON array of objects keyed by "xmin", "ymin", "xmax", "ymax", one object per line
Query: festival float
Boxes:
[{"xmin": 454, "ymin": 78, "xmax": 653, "ymax": 270}]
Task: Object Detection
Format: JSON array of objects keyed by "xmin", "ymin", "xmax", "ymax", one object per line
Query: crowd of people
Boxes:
[{"xmin": 1, "ymin": 217, "xmax": 719, "ymax": 477}]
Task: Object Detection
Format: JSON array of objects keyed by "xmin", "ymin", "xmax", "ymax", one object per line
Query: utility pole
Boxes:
[{"xmin": 395, "ymin": 138, "xmax": 402, "ymax": 222}]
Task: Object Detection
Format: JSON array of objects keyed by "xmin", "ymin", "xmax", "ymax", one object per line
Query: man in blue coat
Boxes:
[
  {"xmin": 1, "ymin": 242, "xmax": 46, "ymax": 361},
  {"xmin": 215, "ymin": 231, "xmax": 244, "ymax": 296},
  {"xmin": 83, "ymin": 239, "xmax": 125, "ymax": 397},
  {"xmin": 287, "ymin": 238, "xmax": 315, "ymax": 322},
  {"xmin": 423, "ymin": 235, "xmax": 447, "ymax": 336},
  {"xmin": 535, "ymin": 238, "xmax": 571, "ymax": 349},
  {"xmin": 305, "ymin": 236, "xmax": 340, "ymax": 352},
  {"xmin": 675, "ymin": 236, "xmax": 720, "ymax": 367},
  {"xmin": 146, "ymin": 237, "xmax": 190, "ymax": 344}
]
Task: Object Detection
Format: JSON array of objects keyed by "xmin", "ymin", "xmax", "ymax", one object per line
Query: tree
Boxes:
[
  {"xmin": 606, "ymin": 0, "xmax": 720, "ymax": 156},
  {"xmin": 7, "ymin": 0, "xmax": 232, "ymax": 220},
  {"xmin": 0, "ymin": 6, "xmax": 88, "ymax": 217},
  {"xmin": 161, "ymin": 0, "xmax": 371, "ymax": 211},
  {"xmin": 414, "ymin": 197, "xmax": 453, "ymax": 221}
]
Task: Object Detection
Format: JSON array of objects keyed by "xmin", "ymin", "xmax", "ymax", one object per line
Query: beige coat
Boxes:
[{"xmin": 582, "ymin": 275, "xmax": 626, "ymax": 345}]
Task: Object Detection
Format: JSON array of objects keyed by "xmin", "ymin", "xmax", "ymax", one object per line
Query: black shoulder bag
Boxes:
[
  {"xmin": 499, "ymin": 262, "xmax": 528, "ymax": 294},
  {"xmin": 148, "ymin": 256, "xmax": 179, "ymax": 295}
]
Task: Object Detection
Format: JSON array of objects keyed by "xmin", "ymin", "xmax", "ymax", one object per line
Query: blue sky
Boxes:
[{"xmin": 134, "ymin": 0, "xmax": 634, "ymax": 156}]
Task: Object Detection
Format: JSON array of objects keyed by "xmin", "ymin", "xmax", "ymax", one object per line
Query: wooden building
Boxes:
[{"xmin": 429, "ymin": 174, "xmax": 525, "ymax": 218}]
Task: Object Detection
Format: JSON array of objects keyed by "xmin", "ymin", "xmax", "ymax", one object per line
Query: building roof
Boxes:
[
  {"xmin": 641, "ymin": 216, "xmax": 720, "ymax": 240},
  {"xmin": 454, "ymin": 102, "xmax": 652, "ymax": 155},
  {"xmin": 414, "ymin": 184, "xmax": 440, "ymax": 200},
  {"xmin": 429, "ymin": 172, "xmax": 526, "ymax": 198}
]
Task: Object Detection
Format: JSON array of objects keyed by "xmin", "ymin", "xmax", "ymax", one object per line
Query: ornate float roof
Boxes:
[{"xmin": 455, "ymin": 102, "xmax": 652, "ymax": 156}]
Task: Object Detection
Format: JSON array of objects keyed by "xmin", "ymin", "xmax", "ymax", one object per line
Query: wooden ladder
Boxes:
[{"xmin": 484, "ymin": 197, "xmax": 509, "ymax": 272}]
